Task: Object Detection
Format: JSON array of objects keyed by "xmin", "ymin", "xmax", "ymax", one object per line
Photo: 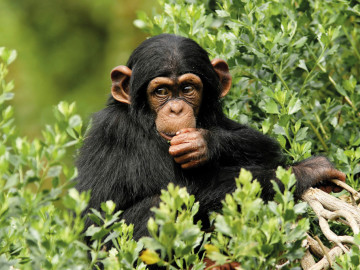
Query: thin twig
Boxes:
[{"xmin": 314, "ymin": 235, "xmax": 332, "ymax": 266}]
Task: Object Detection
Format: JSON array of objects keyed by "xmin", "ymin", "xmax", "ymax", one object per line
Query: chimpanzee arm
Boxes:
[
  {"xmin": 243, "ymin": 157, "xmax": 345, "ymax": 200},
  {"xmin": 207, "ymin": 118, "xmax": 286, "ymax": 169},
  {"xmin": 168, "ymin": 120, "xmax": 285, "ymax": 170},
  {"xmin": 291, "ymin": 156, "xmax": 346, "ymax": 196},
  {"xmin": 207, "ymin": 119, "xmax": 345, "ymax": 199}
]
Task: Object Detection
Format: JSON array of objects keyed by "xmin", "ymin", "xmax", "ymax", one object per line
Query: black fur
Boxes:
[{"xmin": 75, "ymin": 34, "xmax": 333, "ymax": 241}]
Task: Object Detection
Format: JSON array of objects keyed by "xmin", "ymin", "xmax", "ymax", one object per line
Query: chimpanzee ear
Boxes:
[
  {"xmin": 211, "ymin": 59, "xmax": 232, "ymax": 98},
  {"xmin": 111, "ymin": 66, "xmax": 132, "ymax": 104}
]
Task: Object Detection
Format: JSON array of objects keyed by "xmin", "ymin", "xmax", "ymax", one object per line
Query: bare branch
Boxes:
[
  {"xmin": 300, "ymin": 250, "xmax": 316, "ymax": 269},
  {"xmin": 300, "ymin": 187, "xmax": 360, "ymax": 269},
  {"xmin": 306, "ymin": 234, "xmax": 329, "ymax": 258},
  {"xmin": 307, "ymin": 247, "xmax": 344, "ymax": 270}
]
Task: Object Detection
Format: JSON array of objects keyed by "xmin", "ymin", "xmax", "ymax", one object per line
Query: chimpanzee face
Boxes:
[
  {"xmin": 146, "ymin": 73, "xmax": 203, "ymax": 141},
  {"xmin": 109, "ymin": 34, "xmax": 232, "ymax": 141}
]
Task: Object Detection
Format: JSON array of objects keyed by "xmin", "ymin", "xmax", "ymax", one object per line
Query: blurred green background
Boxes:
[{"xmin": 0, "ymin": 0, "xmax": 156, "ymax": 137}]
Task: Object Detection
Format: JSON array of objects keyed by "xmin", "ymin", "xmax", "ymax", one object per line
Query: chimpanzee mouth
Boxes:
[{"xmin": 160, "ymin": 132, "xmax": 176, "ymax": 141}]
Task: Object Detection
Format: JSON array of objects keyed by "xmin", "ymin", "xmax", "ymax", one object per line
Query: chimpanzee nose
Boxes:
[{"xmin": 169, "ymin": 100, "xmax": 183, "ymax": 115}]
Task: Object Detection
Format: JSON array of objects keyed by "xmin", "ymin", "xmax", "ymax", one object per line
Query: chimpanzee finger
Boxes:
[
  {"xmin": 332, "ymin": 186, "xmax": 343, "ymax": 193},
  {"xmin": 322, "ymin": 169, "xmax": 346, "ymax": 193},
  {"xmin": 169, "ymin": 141, "xmax": 204, "ymax": 157},
  {"xmin": 169, "ymin": 142, "xmax": 191, "ymax": 156},
  {"xmin": 170, "ymin": 132, "xmax": 200, "ymax": 146},
  {"xmin": 318, "ymin": 180, "xmax": 344, "ymax": 193},
  {"xmin": 174, "ymin": 148, "xmax": 207, "ymax": 164},
  {"xmin": 319, "ymin": 185, "xmax": 333, "ymax": 193},
  {"xmin": 181, "ymin": 158, "xmax": 207, "ymax": 169},
  {"xmin": 319, "ymin": 185, "xmax": 343, "ymax": 193},
  {"xmin": 324, "ymin": 168, "xmax": 346, "ymax": 182},
  {"xmin": 173, "ymin": 151, "xmax": 199, "ymax": 164}
]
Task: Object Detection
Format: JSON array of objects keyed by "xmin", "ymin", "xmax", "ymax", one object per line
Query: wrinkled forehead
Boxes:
[
  {"xmin": 131, "ymin": 43, "xmax": 197, "ymax": 74},
  {"xmin": 127, "ymin": 35, "xmax": 216, "ymax": 92}
]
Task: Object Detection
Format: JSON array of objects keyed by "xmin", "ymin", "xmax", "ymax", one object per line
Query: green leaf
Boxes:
[
  {"xmin": 261, "ymin": 118, "xmax": 271, "ymax": 134},
  {"xmin": 264, "ymin": 99, "xmax": 279, "ymax": 114},
  {"xmin": 214, "ymin": 215, "xmax": 232, "ymax": 236},
  {"xmin": 4, "ymin": 174, "xmax": 19, "ymax": 189},
  {"xmin": 0, "ymin": 92, "xmax": 14, "ymax": 104},
  {"xmin": 147, "ymin": 217, "xmax": 158, "ymax": 235},
  {"xmin": 57, "ymin": 101, "xmax": 69, "ymax": 117},
  {"xmin": 293, "ymin": 36, "xmax": 308, "ymax": 48},
  {"xmin": 295, "ymin": 127, "xmax": 308, "ymax": 141},
  {"xmin": 47, "ymin": 166, "xmax": 62, "ymax": 178},
  {"xmin": 273, "ymin": 124, "xmax": 286, "ymax": 136},
  {"xmin": 52, "ymin": 177, "xmax": 59, "ymax": 188},
  {"xmin": 86, "ymin": 226, "xmax": 108, "ymax": 241},
  {"xmin": 69, "ymin": 114, "xmax": 82, "ymax": 129},
  {"xmin": 6, "ymin": 50, "xmax": 17, "ymax": 65},
  {"xmin": 180, "ymin": 227, "xmax": 201, "ymax": 242},
  {"xmin": 298, "ymin": 59, "xmax": 308, "ymax": 72},
  {"xmin": 101, "ymin": 200, "xmax": 116, "ymax": 215},
  {"xmin": 288, "ymin": 97, "xmax": 302, "ymax": 115},
  {"xmin": 343, "ymin": 76, "xmax": 357, "ymax": 93},
  {"xmin": 216, "ymin": 10, "xmax": 230, "ymax": 18},
  {"xmin": 134, "ymin": 19, "xmax": 147, "ymax": 29},
  {"xmin": 277, "ymin": 135, "xmax": 286, "ymax": 148},
  {"xmin": 336, "ymin": 149, "xmax": 348, "ymax": 164},
  {"xmin": 334, "ymin": 84, "xmax": 347, "ymax": 97},
  {"xmin": 284, "ymin": 209, "xmax": 295, "ymax": 221}
]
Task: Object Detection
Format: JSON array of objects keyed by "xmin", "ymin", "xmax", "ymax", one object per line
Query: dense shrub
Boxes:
[{"xmin": 1, "ymin": 0, "xmax": 359, "ymax": 269}]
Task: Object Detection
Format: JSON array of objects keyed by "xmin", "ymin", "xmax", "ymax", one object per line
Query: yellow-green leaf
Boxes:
[
  {"xmin": 140, "ymin": 249, "xmax": 161, "ymax": 265},
  {"xmin": 204, "ymin": 244, "xmax": 220, "ymax": 254}
]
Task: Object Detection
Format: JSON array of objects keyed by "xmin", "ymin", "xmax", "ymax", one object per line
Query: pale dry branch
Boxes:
[
  {"xmin": 306, "ymin": 234, "xmax": 330, "ymax": 258},
  {"xmin": 300, "ymin": 185, "xmax": 360, "ymax": 270},
  {"xmin": 307, "ymin": 247, "xmax": 344, "ymax": 270},
  {"xmin": 300, "ymin": 250, "xmax": 316, "ymax": 269}
]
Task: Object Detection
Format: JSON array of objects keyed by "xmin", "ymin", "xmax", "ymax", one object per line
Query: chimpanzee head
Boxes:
[{"xmin": 110, "ymin": 34, "xmax": 232, "ymax": 140}]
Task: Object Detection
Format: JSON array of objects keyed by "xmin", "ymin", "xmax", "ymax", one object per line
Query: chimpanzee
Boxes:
[{"xmin": 75, "ymin": 34, "xmax": 345, "ymax": 263}]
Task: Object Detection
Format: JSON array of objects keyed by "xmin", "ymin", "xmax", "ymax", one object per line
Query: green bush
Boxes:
[
  {"xmin": 0, "ymin": 49, "xmax": 309, "ymax": 269},
  {"xmin": 1, "ymin": 0, "xmax": 360, "ymax": 269},
  {"xmin": 0, "ymin": 47, "xmax": 89, "ymax": 269}
]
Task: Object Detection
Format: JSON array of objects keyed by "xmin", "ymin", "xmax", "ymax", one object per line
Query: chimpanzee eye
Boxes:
[
  {"xmin": 154, "ymin": 88, "xmax": 169, "ymax": 96},
  {"xmin": 182, "ymin": 85, "xmax": 194, "ymax": 94}
]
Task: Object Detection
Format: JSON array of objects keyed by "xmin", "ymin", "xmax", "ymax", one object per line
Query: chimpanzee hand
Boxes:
[
  {"xmin": 291, "ymin": 156, "xmax": 346, "ymax": 197},
  {"xmin": 169, "ymin": 128, "xmax": 209, "ymax": 169}
]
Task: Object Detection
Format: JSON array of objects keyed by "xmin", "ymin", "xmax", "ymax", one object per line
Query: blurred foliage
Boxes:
[
  {"xmin": 0, "ymin": 48, "xmax": 89, "ymax": 269},
  {"xmin": 0, "ymin": 0, "xmax": 156, "ymax": 136}
]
